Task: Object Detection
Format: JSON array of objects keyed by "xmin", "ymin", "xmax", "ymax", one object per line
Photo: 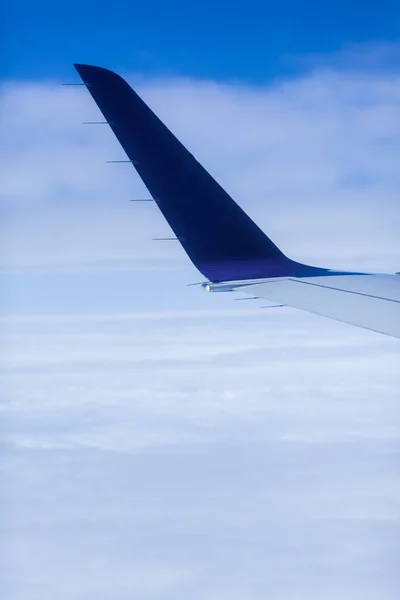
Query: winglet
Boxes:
[{"xmin": 74, "ymin": 64, "xmax": 325, "ymax": 282}]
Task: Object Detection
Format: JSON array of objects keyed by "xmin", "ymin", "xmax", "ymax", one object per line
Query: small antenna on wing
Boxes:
[
  {"xmin": 129, "ymin": 199, "xmax": 154, "ymax": 202},
  {"xmin": 82, "ymin": 121, "xmax": 113, "ymax": 125},
  {"xmin": 62, "ymin": 83, "xmax": 92, "ymax": 87},
  {"xmin": 152, "ymin": 237, "xmax": 178, "ymax": 241},
  {"xmin": 106, "ymin": 159, "xmax": 138, "ymax": 164},
  {"xmin": 260, "ymin": 304, "xmax": 284, "ymax": 309}
]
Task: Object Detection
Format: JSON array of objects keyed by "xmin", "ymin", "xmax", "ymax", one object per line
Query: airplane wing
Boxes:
[
  {"xmin": 74, "ymin": 64, "xmax": 400, "ymax": 339},
  {"xmin": 233, "ymin": 274, "xmax": 400, "ymax": 338}
]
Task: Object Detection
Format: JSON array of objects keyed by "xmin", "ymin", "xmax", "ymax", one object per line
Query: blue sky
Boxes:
[
  {"xmin": 2, "ymin": 3, "xmax": 400, "ymax": 599},
  {"xmin": 3, "ymin": 0, "xmax": 400, "ymax": 81}
]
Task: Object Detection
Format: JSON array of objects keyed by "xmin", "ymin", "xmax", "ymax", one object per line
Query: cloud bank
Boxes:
[{"xmin": 1, "ymin": 309, "xmax": 400, "ymax": 599}]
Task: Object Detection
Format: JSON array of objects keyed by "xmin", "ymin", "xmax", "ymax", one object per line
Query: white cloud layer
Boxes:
[{"xmin": 1, "ymin": 310, "xmax": 399, "ymax": 599}]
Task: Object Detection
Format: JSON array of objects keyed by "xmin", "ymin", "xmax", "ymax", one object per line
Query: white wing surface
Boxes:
[{"xmin": 237, "ymin": 274, "xmax": 400, "ymax": 338}]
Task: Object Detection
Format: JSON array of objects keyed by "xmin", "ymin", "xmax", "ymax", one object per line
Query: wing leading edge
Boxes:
[{"xmin": 74, "ymin": 64, "xmax": 400, "ymax": 338}]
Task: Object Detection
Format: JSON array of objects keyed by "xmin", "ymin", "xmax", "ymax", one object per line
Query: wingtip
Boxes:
[
  {"xmin": 74, "ymin": 63, "xmax": 98, "ymax": 68},
  {"xmin": 73, "ymin": 63, "xmax": 89, "ymax": 71},
  {"xmin": 74, "ymin": 63, "xmax": 103, "ymax": 74},
  {"xmin": 74, "ymin": 63, "xmax": 114, "ymax": 72},
  {"xmin": 73, "ymin": 63, "xmax": 122, "ymax": 84}
]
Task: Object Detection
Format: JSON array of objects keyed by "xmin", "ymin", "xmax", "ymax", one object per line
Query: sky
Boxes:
[
  {"xmin": 1, "ymin": 1, "xmax": 400, "ymax": 599},
  {"xmin": 2, "ymin": 0, "xmax": 400, "ymax": 81}
]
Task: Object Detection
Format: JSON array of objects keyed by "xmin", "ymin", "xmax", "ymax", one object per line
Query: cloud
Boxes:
[
  {"xmin": 290, "ymin": 42, "xmax": 400, "ymax": 74},
  {"xmin": 1, "ymin": 58, "xmax": 400, "ymax": 274},
  {"xmin": 1, "ymin": 310, "xmax": 399, "ymax": 599}
]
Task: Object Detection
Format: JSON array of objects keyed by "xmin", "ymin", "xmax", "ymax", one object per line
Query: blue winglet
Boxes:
[{"xmin": 74, "ymin": 64, "xmax": 326, "ymax": 282}]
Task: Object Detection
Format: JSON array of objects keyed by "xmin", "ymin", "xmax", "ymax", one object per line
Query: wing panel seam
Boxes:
[{"xmin": 287, "ymin": 278, "xmax": 400, "ymax": 304}]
